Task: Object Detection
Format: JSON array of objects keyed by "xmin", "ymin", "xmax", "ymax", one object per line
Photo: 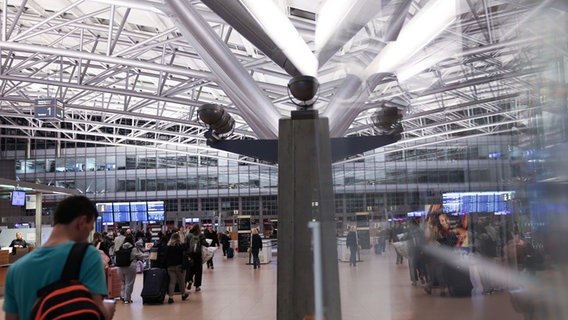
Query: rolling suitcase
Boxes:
[
  {"xmin": 444, "ymin": 264, "xmax": 473, "ymax": 297},
  {"xmin": 140, "ymin": 268, "xmax": 169, "ymax": 304},
  {"xmin": 106, "ymin": 267, "xmax": 122, "ymax": 299},
  {"xmin": 227, "ymin": 247, "xmax": 234, "ymax": 259}
]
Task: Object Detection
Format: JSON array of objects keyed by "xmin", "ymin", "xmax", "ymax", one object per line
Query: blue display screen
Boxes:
[
  {"xmin": 11, "ymin": 190, "xmax": 26, "ymax": 206},
  {"xmin": 113, "ymin": 202, "xmax": 130, "ymax": 222},
  {"xmin": 130, "ymin": 201, "xmax": 148, "ymax": 222},
  {"xmin": 147, "ymin": 201, "xmax": 164, "ymax": 212},
  {"xmin": 442, "ymin": 191, "xmax": 514, "ymax": 215},
  {"xmin": 102, "ymin": 212, "xmax": 114, "ymax": 225},
  {"xmin": 147, "ymin": 210, "xmax": 164, "ymax": 221},
  {"xmin": 147, "ymin": 201, "xmax": 164, "ymax": 221}
]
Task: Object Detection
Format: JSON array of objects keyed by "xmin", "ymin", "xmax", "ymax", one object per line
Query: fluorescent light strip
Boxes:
[
  {"xmin": 239, "ymin": 0, "xmax": 317, "ymax": 76},
  {"xmin": 315, "ymin": 0, "xmax": 359, "ymax": 53},
  {"xmin": 364, "ymin": 0, "xmax": 459, "ymax": 78}
]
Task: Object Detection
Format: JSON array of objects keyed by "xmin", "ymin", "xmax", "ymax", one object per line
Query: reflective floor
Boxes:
[{"xmin": 0, "ymin": 244, "xmax": 526, "ymax": 320}]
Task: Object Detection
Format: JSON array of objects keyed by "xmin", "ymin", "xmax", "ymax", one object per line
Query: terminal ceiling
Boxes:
[{"xmin": 0, "ymin": 0, "xmax": 565, "ymax": 164}]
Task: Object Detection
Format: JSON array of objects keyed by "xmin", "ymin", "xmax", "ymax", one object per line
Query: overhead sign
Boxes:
[{"xmin": 34, "ymin": 98, "xmax": 64, "ymax": 121}]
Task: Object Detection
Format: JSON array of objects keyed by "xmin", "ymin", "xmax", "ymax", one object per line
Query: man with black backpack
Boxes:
[
  {"xmin": 184, "ymin": 223, "xmax": 208, "ymax": 292},
  {"xmin": 2, "ymin": 195, "xmax": 115, "ymax": 320}
]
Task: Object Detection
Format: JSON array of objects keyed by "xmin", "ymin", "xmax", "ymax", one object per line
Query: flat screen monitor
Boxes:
[
  {"xmin": 442, "ymin": 191, "xmax": 514, "ymax": 215},
  {"xmin": 113, "ymin": 202, "xmax": 130, "ymax": 223},
  {"xmin": 96, "ymin": 202, "xmax": 113, "ymax": 214},
  {"xmin": 130, "ymin": 201, "xmax": 148, "ymax": 222},
  {"xmin": 147, "ymin": 201, "xmax": 164, "ymax": 212},
  {"xmin": 147, "ymin": 201, "xmax": 165, "ymax": 222},
  {"xmin": 11, "ymin": 190, "xmax": 26, "ymax": 206},
  {"xmin": 102, "ymin": 212, "xmax": 114, "ymax": 225},
  {"xmin": 147, "ymin": 210, "xmax": 164, "ymax": 222}
]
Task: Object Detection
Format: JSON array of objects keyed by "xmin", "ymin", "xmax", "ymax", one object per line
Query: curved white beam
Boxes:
[{"xmin": 164, "ymin": 0, "xmax": 280, "ymax": 139}]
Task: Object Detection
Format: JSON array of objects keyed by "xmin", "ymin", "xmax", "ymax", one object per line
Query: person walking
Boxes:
[
  {"xmin": 204, "ymin": 225, "xmax": 219, "ymax": 269},
  {"xmin": 220, "ymin": 230, "xmax": 231, "ymax": 258},
  {"xmin": 165, "ymin": 232, "xmax": 189, "ymax": 303},
  {"xmin": 251, "ymin": 228, "xmax": 263, "ymax": 269},
  {"xmin": 185, "ymin": 223, "xmax": 208, "ymax": 292},
  {"xmin": 346, "ymin": 225, "xmax": 358, "ymax": 267}
]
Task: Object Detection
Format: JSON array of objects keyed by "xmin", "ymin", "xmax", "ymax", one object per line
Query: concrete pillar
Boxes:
[
  {"xmin": 277, "ymin": 110, "xmax": 341, "ymax": 320},
  {"xmin": 34, "ymin": 193, "xmax": 42, "ymax": 247}
]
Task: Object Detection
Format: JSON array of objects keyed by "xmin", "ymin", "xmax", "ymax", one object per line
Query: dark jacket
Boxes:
[
  {"xmin": 346, "ymin": 231, "xmax": 358, "ymax": 249},
  {"xmin": 251, "ymin": 234, "xmax": 263, "ymax": 250},
  {"xmin": 204, "ymin": 229, "xmax": 219, "ymax": 247},
  {"xmin": 9, "ymin": 239, "xmax": 27, "ymax": 248},
  {"xmin": 152, "ymin": 238, "xmax": 168, "ymax": 268},
  {"xmin": 165, "ymin": 243, "xmax": 185, "ymax": 267},
  {"xmin": 220, "ymin": 233, "xmax": 230, "ymax": 247}
]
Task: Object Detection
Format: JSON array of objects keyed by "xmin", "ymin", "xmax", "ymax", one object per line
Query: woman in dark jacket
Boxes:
[
  {"xmin": 185, "ymin": 223, "xmax": 209, "ymax": 292},
  {"xmin": 165, "ymin": 232, "xmax": 189, "ymax": 303},
  {"xmin": 251, "ymin": 228, "xmax": 263, "ymax": 269}
]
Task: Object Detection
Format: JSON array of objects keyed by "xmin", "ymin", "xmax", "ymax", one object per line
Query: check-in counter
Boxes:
[
  {"xmin": 259, "ymin": 239, "xmax": 272, "ymax": 264},
  {"xmin": 0, "ymin": 250, "xmax": 11, "ymax": 296},
  {"xmin": 0, "ymin": 248, "xmax": 33, "ymax": 296}
]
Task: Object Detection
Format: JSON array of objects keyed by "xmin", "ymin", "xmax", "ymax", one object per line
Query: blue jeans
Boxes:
[
  {"xmin": 252, "ymin": 248, "xmax": 260, "ymax": 267},
  {"xmin": 349, "ymin": 246, "xmax": 357, "ymax": 266}
]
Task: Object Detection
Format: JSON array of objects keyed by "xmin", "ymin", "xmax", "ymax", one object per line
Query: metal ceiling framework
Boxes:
[{"xmin": 0, "ymin": 0, "xmax": 565, "ymax": 163}]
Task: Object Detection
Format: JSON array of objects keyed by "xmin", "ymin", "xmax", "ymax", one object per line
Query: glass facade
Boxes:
[{"xmin": 2, "ymin": 133, "xmax": 525, "ymax": 225}]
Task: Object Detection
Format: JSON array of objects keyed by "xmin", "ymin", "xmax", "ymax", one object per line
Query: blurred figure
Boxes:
[
  {"xmin": 151, "ymin": 231, "xmax": 168, "ymax": 269},
  {"xmin": 346, "ymin": 226, "xmax": 358, "ymax": 267},
  {"xmin": 251, "ymin": 228, "xmax": 263, "ymax": 269},
  {"xmin": 392, "ymin": 221, "xmax": 405, "ymax": 264},
  {"xmin": 407, "ymin": 219, "xmax": 426, "ymax": 286},
  {"xmin": 204, "ymin": 226, "xmax": 219, "ymax": 269},
  {"xmin": 220, "ymin": 230, "xmax": 231, "ymax": 258},
  {"xmin": 9, "ymin": 232, "xmax": 27, "ymax": 250}
]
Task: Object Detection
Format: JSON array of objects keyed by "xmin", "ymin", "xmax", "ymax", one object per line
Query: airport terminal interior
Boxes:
[{"xmin": 0, "ymin": 0, "xmax": 567, "ymax": 319}]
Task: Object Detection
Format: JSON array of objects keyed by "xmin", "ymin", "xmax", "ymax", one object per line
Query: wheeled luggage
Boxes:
[
  {"xmin": 444, "ymin": 264, "xmax": 473, "ymax": 297},
  {"xmin": 106, "ymin": 266, "xmax": 122, "ymax": 299},
  {"xmin": 140, "ymin": 268, "xmax": 169, "ymax": 304},
  {"xmin": 227, "ymin": 247, "xmax": 234, "ymax": 259}
]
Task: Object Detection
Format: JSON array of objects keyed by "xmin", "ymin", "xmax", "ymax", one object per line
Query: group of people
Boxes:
[{"xmin": 1, "ymin": 194, "xmax": 267, "ymax": 319}]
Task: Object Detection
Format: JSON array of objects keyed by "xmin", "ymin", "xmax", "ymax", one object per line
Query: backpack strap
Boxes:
[{"xmin": 60, "ymin": 242, "xmax": 89, "ymax": 282}]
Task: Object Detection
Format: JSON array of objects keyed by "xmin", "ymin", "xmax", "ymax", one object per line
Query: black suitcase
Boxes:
[
  {"xmin": 227, "ymin": 247, "xmax": 234, "ymax": 259},
  {"xmin": 141, "ymin": 268, "xmax": 169, "ymax": 304},
  {"xmin": 444, "ymin": 264, "xmax": 473, "ymax": 297}
]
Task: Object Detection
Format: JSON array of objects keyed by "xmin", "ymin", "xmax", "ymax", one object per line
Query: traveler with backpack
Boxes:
[
  {"xmin": 116, "ymin": 235, "xmax": 145, "ymax": 304},
  {"xmin": 185, "ymin": 223, "xmax": 209, "ymax": 292},
  {"xmin": 2, "ymin": 195, "xmax": 116, "ymax": 320}
]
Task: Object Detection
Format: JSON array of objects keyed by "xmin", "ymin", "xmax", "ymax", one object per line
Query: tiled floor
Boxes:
[{"xmin": 0, "ymin": 245, "xmax": 529, "ymax": 320}]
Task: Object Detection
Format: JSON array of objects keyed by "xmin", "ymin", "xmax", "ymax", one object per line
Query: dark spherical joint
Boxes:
[
  {"xmin": 198, "ymin": 103, "xmax": 235, "ymax": 137},
  {"xmin": 287, "ymin": 75, "xmax": 319, "ymax": 108}
]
